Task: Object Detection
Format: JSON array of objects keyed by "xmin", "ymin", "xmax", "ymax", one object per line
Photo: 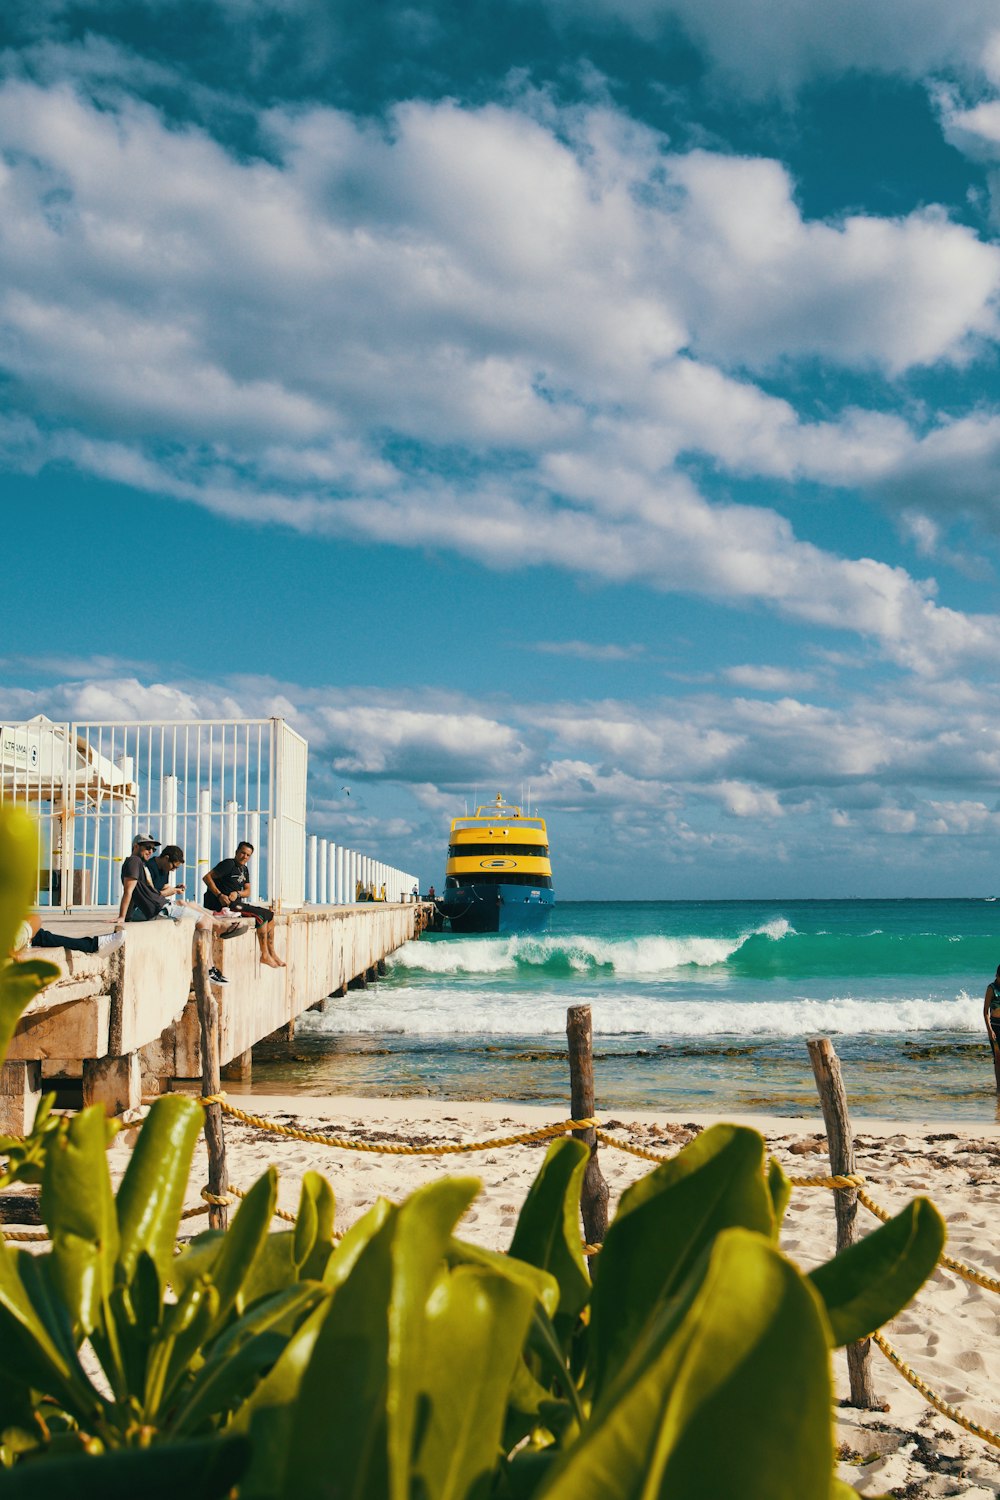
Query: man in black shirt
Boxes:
[{"xmin": 204, "ymin": 841, "xmax": 284, "ymax": 967}]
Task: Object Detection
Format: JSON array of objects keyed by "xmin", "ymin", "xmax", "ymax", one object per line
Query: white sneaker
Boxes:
[{"xmin": 97, "ymin": 931, "xmax": 126, "ymax": 953}]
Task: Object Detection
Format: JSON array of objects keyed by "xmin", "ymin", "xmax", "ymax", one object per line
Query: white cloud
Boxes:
[
  {"xmin": 319, "ymin": 705, "xmax": 531, "ymax": 780},
  {"xmin": 723, "ymin": 664, "xmax": 818, "ymax": 693},
  {"xmin": 533, "ymin": 640, "xmax": 646, "ymax": 661},
  {"xmin": 7, "ymin": 663, "xmax": 1000, "ymax": 889},
  {"xmin": 540, "ymin": 0, "xmax": 1000, "ymax": 98},
  {"xmin": 711, "ymin": 780, "xmax": 784, "ymax": 819},
  {"xmin": 1, "ymin": 77, "xmax": 999, "ymax": 676}
]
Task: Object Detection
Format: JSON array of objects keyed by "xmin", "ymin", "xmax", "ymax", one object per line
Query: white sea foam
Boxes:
[
  {"xmin": 389, "ymin": 918, "xmax": 794, "ymax": 979},
  {"xmin": 307, "ymin": 986, "xmax": 981, "ymax": 1039}
]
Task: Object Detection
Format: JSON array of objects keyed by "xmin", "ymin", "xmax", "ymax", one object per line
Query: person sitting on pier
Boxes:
[
  {"xmin": 116, "ymin": 835, "xmax": 229, "ymax": 984},
  {"xmin": 11, "ymin": 914, "xmax": 124, "ymax": 957},
  {"xmin": 204, "ymin": 841, "xmax": 284, "ymax": 968},
  {"xmin": 146, "ymin": 844, "xmax": 187, "ymax": 898}
]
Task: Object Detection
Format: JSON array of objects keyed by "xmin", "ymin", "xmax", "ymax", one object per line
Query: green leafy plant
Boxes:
[{"xmin": 0, "ymin": 803, "xmax": 944, "ymax": 1498}]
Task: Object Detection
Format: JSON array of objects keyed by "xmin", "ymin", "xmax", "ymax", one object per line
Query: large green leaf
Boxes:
[
  {"xmin": 172, "ymin": 1283, "xmax": 325, "ymax": 1434},
  {"xmin": 0, "ymin": 960, "xmax": 61, "ymax": 1054},
  {"xmin": 280, "ymin": 1177, "xmax": 480, "ymax": 1500},
  {"xmin": 539, "ymin": 1228, "xmax": 835, "ymax": 1500},
  {"xmin": 0, "ymin": 1248, "xmax": 95, "ymax": 1415},
  {"xmin": 413, "ymin": 1265, "xmax": 539, "ymax": 1500},
  {"xmin": 446, "ymin": 1238, "xmax": 560, "ymax": 1319},
  {"xmin": 116, "ymin": 1095, "xmax": 204, "ymax": 1283},
  {"xmin": 0, "ymin": 807, "xmax": 40, "ymax": 961},
  {"xmin": 588, "ymin": 1124, "xmax": 777, "ymax": 1397},
  {"xmin": 294, "ymin": 1170, "xmax": 336, "ymax": 1281},
  {"xmin": 0, "ymin": 1435, "xmax": 250, "ymax": 1500},
  {"xmin": 508, "ymin": 1138, "xmax": 591, "ymax": 1323},
  {"xmin": 322, "ymin": 1198, "xmax": 393, "ymax": 1290},
  {"xmin": 40, "ymin": 1107, "xmax": 120, "ymax": 1338},
  {"xmin": 201, "ymin": 1167, "xmax": 277, "ymax": 1334},
  {"xmin": 808, "ymin": 1197, "xmax": 945, "ymax": 1346},
  {"xmin": 227, "ymin": 1295, "xmax": 335, "ymax": 1500}
]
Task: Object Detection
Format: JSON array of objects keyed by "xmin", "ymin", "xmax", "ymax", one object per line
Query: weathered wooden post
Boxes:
[
  {"xmin": 807, "ymin": 1035, "xmax": 881, "ymax": 1408},
  {"xmin": 567, "ymin": 1004, "xmax": 609, "ymax": 1245},
  {"xmin": 193, "ymin": 927, "xmax": 229, "ymax": 1231}
]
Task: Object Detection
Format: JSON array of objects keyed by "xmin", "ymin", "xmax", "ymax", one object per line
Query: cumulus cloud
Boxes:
[
  {"xmin": 8, "ymin": 663, "xmax": 1000, "ymax": 888},
  {"xmin": 1, "ymin": 73, "xmax": 999, "ymax": 677}
]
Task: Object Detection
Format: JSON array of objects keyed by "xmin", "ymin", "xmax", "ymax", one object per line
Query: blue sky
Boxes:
[{"xmin": 5, "ymin": 1, "xmax": 1000, "ymax": 897}]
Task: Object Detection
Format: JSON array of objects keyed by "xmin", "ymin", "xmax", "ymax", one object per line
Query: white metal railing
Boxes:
[
  {"xmin": 303, "ymin": 832, "xmax": 418, "ymax": 905},
  {"xmin": 0, "ymin": 717, "xmax": 307, "ymax": 911}
]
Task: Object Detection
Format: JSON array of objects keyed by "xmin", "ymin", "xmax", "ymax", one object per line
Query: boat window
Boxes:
[
  {"xmin": 447, "ymin": 843, "xmax": 549, "ymax": 858},
  {"xmin": 444, "ymin": 873, "xmax": 553, "ymax": 889}
]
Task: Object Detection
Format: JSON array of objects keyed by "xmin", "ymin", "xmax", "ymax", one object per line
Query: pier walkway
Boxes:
[{"xmin": 3, "ymin": 904, "xmax": 428, "ymax": 1132}]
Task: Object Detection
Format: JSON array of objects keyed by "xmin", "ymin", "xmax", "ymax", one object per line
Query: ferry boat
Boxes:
[{"xmin": 438, "ymin": 794, "xmax": 554, "ymax": 934}]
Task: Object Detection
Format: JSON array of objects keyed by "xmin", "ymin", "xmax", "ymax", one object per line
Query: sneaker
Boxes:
[
  {"xmin": 97, "ymin": 931, "xmax": 126, "ymax": 953},
  {"xmin": 208, "ymin": 966, "xmax": 229, "ymax": 985}
]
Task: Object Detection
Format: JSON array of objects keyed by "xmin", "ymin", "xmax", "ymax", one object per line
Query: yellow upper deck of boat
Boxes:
[{"xmin": 449, "ymin": 792, "xmax": 548, "ymax": 843}]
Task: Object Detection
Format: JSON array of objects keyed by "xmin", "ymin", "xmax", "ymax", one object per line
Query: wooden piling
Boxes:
[
  {"xmin": 566, "ymin": 1004, "xmax": 609, "ymax": 1245},
  {"xmin": 193, "ymin": 928, "xmax": 229, "ymax": 1231},
  {"xmin": 807, "ymin": 1035, "xmax": 882, "ymax": 1409}
]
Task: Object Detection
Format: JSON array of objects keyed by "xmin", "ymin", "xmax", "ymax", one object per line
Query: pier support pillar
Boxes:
[
  {"xmin": 83, "ymin": 1052, "xmax": 142, "ymax": 1118},
  {"xmin": 222, "ymin": 1048, "xmax": 253, "ymax": 1084},
  {"xmin": 262, "ymin": 1020, "xmax": 295, "ymax": 1044},
  {"xmin": 0, "ymin": 1061, "xmax": 42, "ymax": 1136}
]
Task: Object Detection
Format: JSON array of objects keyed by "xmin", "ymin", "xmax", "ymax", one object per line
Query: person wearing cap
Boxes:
[
  {"xmin": 116, "ymin": 835, "xmax": 166, "ymax": 924},
  {"xmin": 117, "ymin": 836, "xmax": 229, "ymax": 984}
]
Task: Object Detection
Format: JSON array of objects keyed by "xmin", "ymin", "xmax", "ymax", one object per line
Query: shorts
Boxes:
[{"xmin": 231, "ymin": 900, "xmax": 274, "ymax": 926}]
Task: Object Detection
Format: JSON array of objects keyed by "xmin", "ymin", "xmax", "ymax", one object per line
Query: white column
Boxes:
[
  {"xmin": 197, "ymin": 788, "xmax": 212, "ymax": 891},
  {"xmin": 308, "ymin": 834, "xmax": 318, "ymax": 904},
  {"xmin": 115, "ymin": 756, "xmax": 134, "ymax": 872},
  {"xmin": 224, "ymin": 800, "xmax": 238, "ymax": 858},
  {"xmin": 161, "ymin": 774, "xmax": 179, "ymax": 847},
  {"xmin": 327, "ymin": 841, "xmax": 337, "ymax": 905},
  {"xmin": 319, "ymin": 838, "xmax": 328, "ymax": 903},
  {"xmin": 336, "ymin": 845, "xmax": 345, "ymax": 905},
  {"xmin": 248, "ymin": 812, "xmax": 260, "ymax": 901}
]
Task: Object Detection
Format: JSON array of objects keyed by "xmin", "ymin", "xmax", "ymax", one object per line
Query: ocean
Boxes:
[{"xmin": 252, "ymin": 899, "xmax": 1000, "ymax": 1121}]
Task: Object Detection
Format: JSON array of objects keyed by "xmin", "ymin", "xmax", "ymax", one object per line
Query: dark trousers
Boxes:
[{"xmin": 31, "ymin": 928, "xmax": 98, "ymax": 954}]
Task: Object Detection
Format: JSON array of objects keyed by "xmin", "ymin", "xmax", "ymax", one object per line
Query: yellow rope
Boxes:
[
  {"xmin": 594, "ymin": 1128, "xmax": 670, "ymax": 1163},
  {"xmin": 789, "ymin": 1172, "xmax": 867, "ymax": 1189},
  {"xmin": 854, "ymin": 1187, "xmax": 1000, "ymax": 1296},
  {"xmin": 199, "ymin": 1094, "xmax": 596, "ymax": 1155},
  {"xmin": 1, "ymin": 1229, "xmax": 49, "ymax": 1242},
  {"xmin": 873, "ymin": 1332, "xmax": 1000, "ymax": 1450}
]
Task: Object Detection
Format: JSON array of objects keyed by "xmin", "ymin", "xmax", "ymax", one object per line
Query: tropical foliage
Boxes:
[{"xmin": 0, "ymin": 804, "xmax": 944, "ymax": 1497}]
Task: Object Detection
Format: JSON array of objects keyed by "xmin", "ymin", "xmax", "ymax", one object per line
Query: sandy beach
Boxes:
[{"xmin": 98, "ymin": 1094, "xmax": 1000, "ymax": 1498}]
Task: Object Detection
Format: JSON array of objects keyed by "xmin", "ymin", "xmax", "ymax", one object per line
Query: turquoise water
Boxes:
[{"xmin": 254, "ymin": 900, "xmax": 1000, "ymax": 1120}]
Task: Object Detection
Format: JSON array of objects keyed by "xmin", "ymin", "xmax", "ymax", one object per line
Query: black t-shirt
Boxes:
[
  {"xmin": 121, "ymin": 853, "xmax": 166, "ymax": 921},
  {"xmin": 206, "ymin": 858, "xmax": 249, "ymax": 910},
  {"xmin": 147, "ymin": 858, "xmax": 170, "ymax": 892}
]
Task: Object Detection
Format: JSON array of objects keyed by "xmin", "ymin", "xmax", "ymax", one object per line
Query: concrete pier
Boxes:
[{"xmin": 4, "ymin": 903, "xmax": 426, "ymax": 1131}]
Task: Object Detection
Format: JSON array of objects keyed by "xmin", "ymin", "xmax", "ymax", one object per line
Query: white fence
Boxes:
[
  {"xmin": 304, "ymin": 834, "xmax": 417, "ymax": 906},
  {"xmin": 1, "ymin": 716, "xmax": 420, "ymax": 912},
  {"xmin": 1, "ymin": 716, "xmax": 304, "ymax": 910}
]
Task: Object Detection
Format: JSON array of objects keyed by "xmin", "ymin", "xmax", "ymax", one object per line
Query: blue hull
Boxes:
[{"xmin": 440, "ymin": 882, "xmax": 554, "ymax": 934}]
